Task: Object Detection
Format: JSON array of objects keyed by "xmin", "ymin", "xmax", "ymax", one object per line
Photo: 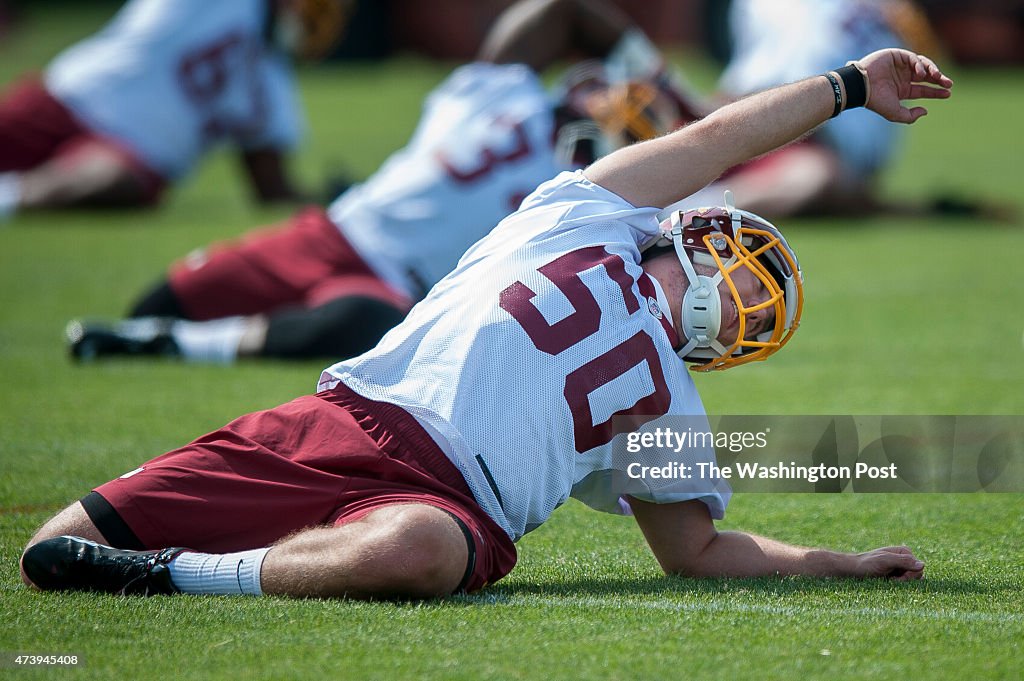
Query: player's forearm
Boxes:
[
  {"xmin": 694, "ymin": 77, "xmax": 837, "ymax": 185},
  {"xmin": 585, "ymin": 75, "xmax": 835, "ymax": 208},
  {"xmin": 673, "ymin": 531, "xmax": 858, "ymax": 579},
  {"xmin": 589, "ymin": 49, "xmax": 953, "ymax": 209}
]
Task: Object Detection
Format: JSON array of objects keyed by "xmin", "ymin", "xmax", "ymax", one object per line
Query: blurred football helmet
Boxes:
[
  {"xmin": 646, "ymin": 191, "xmax": 803, "ymax": 372},
  {"xmin": 553, "ymin": 61, "xmax": 703, "ymax": 168},
  {"xmin": 882, "ymin": 0, "xmax": 944, "ymax": 59},
  {"xmin": 274, "ymin": 0, "xmax": 353, "ymax": 61}
]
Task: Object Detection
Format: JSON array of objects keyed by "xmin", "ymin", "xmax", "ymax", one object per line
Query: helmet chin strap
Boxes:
[{"xmin": 668, "ymin": 213, "xmax": 720, "ymax": 359}]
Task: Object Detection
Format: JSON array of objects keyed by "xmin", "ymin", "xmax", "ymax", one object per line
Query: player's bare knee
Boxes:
[
  {"xmin": 365, "ymin": 505, "xmax": 469, "ymax": 598},
  {"xmin": 23, "ymin": 502, "xmax": 105, "ymax": 552},
  {"xmin": 21, "ymin": 502, "xmax": 103, "ymax": 587},
  {"xmin": 21, "ymin": 144, "xmax": 148, "ymax": 208}
]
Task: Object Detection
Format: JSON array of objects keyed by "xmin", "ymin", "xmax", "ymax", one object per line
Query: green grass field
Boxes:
[{"xmin": 1, "ymin": 4, "xmax": 1022, "ymax": 680}]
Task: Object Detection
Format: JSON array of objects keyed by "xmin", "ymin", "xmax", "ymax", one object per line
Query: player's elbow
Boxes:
[{"xmin": 653, "ymin": 533, "xmax": 722, "ymax": 578}]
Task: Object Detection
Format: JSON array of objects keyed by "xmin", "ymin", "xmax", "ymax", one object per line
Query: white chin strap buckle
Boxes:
[
  {"xmin": 669, "ymin": 209, "xmax": 729, "ymax": 359},
  {"xmin": 678, "ymin": 273, "xmax": 723, "ymax": 358}
]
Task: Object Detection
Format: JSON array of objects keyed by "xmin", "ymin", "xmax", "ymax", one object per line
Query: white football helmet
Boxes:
[{"xmin": 646, "ymin": 191, "xmax": 803, "ymax": 372}]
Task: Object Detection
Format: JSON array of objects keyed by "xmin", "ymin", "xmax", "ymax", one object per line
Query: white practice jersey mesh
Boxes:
[
  {"xmin": 327, "ymin": 63, "xmax": 563, "ymax": 301},
  {"xmin": 45, "ymin": 0, "xmax": 302, "ymax": 179},
  {"xmin": 720, "ymin": 0, "xmax": 905, "ymax": 174},
  {"xmin": 320, "ymin": 171, "xmax": 730, "ymax": 541}
]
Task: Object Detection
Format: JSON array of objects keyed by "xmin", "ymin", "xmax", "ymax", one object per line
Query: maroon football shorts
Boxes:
[
  {"xmin": 0, "ymin": 76, "xmax": 164, "ymax": 202},
  {"xmin": 167, "ymin": 207, "xmax": 412, "ymax": 320},
  {"xmin": 89, "ymin": 382, "xmax": 517, "ymax": 593}
]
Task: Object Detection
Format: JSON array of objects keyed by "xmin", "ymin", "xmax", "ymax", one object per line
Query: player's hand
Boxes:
[
  {"xmin": 855, "ymin": 48, "xmax": 952, "ymax": 124},
  {"xmin": 853, "ymin": 545, "xmax": 925, "ymax": 580}
]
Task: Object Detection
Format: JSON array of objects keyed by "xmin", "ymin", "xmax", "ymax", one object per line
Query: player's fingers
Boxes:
[
  {"xmin": 916, "ymin": 55, "xmax": 953, "ymax": 87},
  {"xmin": 883, "ymin": 557, "xmax": 924, "ymax": 580},
  {"xmin": 911, "ymin": 58, "xmax": 929, "ymax": 83},
  {"xmin": 893, "ymin": 566, "xmax": 925, "ymax": 581},
  {"xmin": 870, "ymin": 545, "xmax": 906, "ymax": 555},
  {"xmin": 907, "ymin": 84, "xmax": 951, "ymax": 101},
  {"xmin": 895, "ymin": 553, "xmax": 926, "ymax": 572},
  {"xmin": 886, "ymin": 104, "xmax": 922, "ymax": 124},
  {"xmin": 906, "ymin": 106, "xmax": 928, "ymax": 123},
  {"xmin": 881, "ymin": 545, "xmax": 914, "ymax": 556},
  {"xmin": 879, "ymin": 549, "xmax": 924, "ymax": 570}
]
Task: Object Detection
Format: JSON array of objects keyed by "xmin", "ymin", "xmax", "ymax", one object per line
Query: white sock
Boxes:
[
  {"xmin": 169, "ymin": 316, "xmax": 249, "ymax": 364},
  {"xmin": 0, "ymin": 172, "xmax": 21, "ymax": 220},
  {"xmin": 167, "ymin": 548, "xmax": 269, "ymax": 596}
]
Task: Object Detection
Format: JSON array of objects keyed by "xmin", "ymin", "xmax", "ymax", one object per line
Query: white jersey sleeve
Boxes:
[
  {"xmin": 719, "ymin": 0, "xmax": 905, "ymax": 174},
  {"xmin": 320, "ymin": 171, "xmax": 730, "ymax": 541},
  {"xmin": 44, "ymin": 0, "xmax": 303, "ymax": 179},
  {"xmin": 326, "ymin": 63, "xmax": 563, "ymax": 300}
]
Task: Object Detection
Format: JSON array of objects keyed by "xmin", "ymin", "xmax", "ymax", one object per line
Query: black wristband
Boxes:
[
  {"xmin": 836, "ymin": 64, "xmax": 868, "ymax": 109},
  {"xmin": 824, "ymin": 72, "xmax": 843, "ymax": 118}
]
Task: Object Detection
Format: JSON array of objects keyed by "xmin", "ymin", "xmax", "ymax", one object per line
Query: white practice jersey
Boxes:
[
  {"xmin": 327, "ymin": 63, "xmax": 563, "ymax": 301},
  {"xmin": 320, "ymin": 171, "xmax": 730, "ymax": 541},
  {"xmin": 720, "ymin": 0, "xmax": 905, "ymax": 174},
  {"xmin": 45, "ymin": 0, "xmax": 302, "ymax": 180}
]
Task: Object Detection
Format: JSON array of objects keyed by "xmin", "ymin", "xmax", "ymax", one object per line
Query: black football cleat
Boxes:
[
  {"xmin": 22, "ymin": 536, "xmax": 186, "ymax": 596},
  {"xmin": 66, "ymin": 318, "xmax": 180, "ymax": 362}
]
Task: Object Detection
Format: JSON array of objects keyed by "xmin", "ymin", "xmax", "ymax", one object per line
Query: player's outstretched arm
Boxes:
[
  {"xmin": 477, "ymin": 0, "xmax": 632, "ymax": 71},
  {"xmin": 628, "ymin": 497, "xmax": 925, "ymax": 581},
  {"xmin": 585, "ymin": 48, "xmax": 952, "ymax": 210}
]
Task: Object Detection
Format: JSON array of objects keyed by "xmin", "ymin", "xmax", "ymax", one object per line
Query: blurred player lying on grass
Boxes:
[
  {"xmin": 674, "ymin": 0, "xmax": 1006, "ymax": 221},
  {"xmin": 64, "ymin": 0, "xmax": 704, "ymax": 364},
  {"xmin": 21, "ymin": 37, "xmax": 951, "ymax": 599},
  {"xmin": 0, "ymin": 0, "xmax": 351, "ymax": 219}
]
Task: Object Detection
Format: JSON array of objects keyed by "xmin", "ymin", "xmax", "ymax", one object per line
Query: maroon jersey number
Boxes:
[
  {"xmin": 177, "ymin": 32, "xmax": 264, "ymax": 139},
  {"xmin": 437, "ymin": 116, "xmax": 531, "ymax": 184},
  {"xmin": 436, "ymin": 116, "xmax": 533, "ymax": 211},
  {"xmin": 500, "ymin": 246, "xmax": 670, "ymax": 453}
]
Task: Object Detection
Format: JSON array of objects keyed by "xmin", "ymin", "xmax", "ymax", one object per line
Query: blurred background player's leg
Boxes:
[
  {"xmin": 0, "ymin": 77, "xmax": 163, "ymax": 216},
  {"xmin": 67, "ymin": 207, "xmax": 410, "ymax": 363},
  {"xmin": 68, "ymin": 296, "xmax": 407, "ymax": 364},
  {"xmin": 15, "ymin": 138, "xmax": 160, "ymax": 209}
]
